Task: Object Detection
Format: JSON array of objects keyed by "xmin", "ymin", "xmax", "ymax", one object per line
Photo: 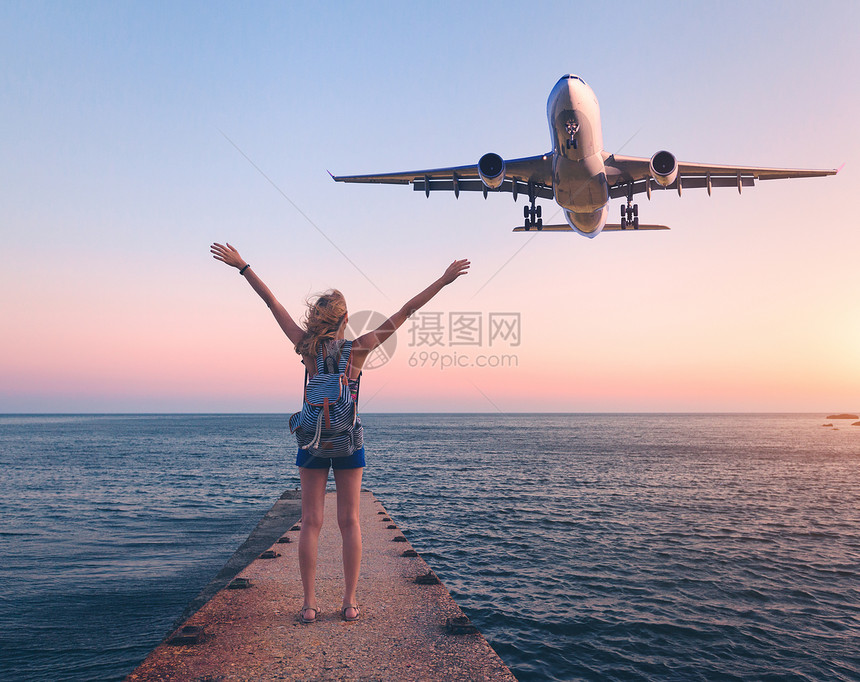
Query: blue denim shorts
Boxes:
[{"xmin": 296, "ymin": 446, "xmax": 365, "ymax": 470}]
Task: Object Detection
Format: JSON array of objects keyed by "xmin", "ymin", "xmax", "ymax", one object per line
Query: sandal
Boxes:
[
  {"xmin": 341, "ymin": 604, "xmax": 360, "ymax": 622},
  {"xmin": 299, "ymin": 606, "xmax": 320, "ymax": 624}
]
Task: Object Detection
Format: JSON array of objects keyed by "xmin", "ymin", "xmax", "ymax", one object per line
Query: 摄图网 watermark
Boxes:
[
  {"xmin": 405, "ymin": 311, "xmax": 520, "ymax": 370},
  {"xmin": 407, "ymin": 311, "xmax": 521, "ymax": 348},
  {"xmin": 345, "ymin": 310, "xmax": 522, "ymax": 371}
]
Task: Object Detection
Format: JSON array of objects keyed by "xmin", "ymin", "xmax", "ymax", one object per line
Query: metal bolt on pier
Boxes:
[
  {"xmin": 415, "ymin": 571, "xmax": 441, "ymax": 585},
  {"xmin": 446, "ymin": 616, "xmax": 478, "ymax": 635},
  {"xmin": 167, "ymin": 625, "xmax": 205, "ymax": 646}
]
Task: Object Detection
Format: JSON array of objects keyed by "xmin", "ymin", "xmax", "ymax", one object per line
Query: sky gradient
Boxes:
[{"xmin": 2, "ymin": 1, "xmax": 858, "ymax": 412}]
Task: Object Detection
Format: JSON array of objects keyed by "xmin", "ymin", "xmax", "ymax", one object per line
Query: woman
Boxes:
[{"xmin": 210, "ymin": 242, "xmax": 470, "ymax": 624}]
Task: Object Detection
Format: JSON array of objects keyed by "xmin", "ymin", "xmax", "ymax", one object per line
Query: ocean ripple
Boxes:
[{"xmin": 1, "ymin": 413, "xmax": 858, "ymax": 681}]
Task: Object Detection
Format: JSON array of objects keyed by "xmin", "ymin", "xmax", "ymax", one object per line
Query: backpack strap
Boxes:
[
  {"xmin": 315, "ymin": 339, "xmax": 353, "ymax": 375},
  {"xmin": 315, "ymin": 343, "xmax": 326, "ymax": 375},
  {"xmin": 301, "ymin": 365, "xmax": 309, "ymax": 402},
  {"xmin": 338, "ymin": 340, "xmax": 353, "ymax": 374},
  {"xmin": 352, "ymin": 371, "xmax": 362, "ymax": 409}
]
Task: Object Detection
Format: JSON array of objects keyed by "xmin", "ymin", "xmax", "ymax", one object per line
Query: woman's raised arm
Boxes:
[
  {"xmin": 352, "ymin": 259, "xmax": 470, "ymax": 362},
  {"xmin": 210, "ymin": 242, "xmax": 304, "ymax": 347}
]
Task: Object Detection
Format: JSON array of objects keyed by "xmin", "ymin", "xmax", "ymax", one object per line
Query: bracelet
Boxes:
[{"xmin": 239, "ymin": 264, "xmax": 251, "ymax": 275}]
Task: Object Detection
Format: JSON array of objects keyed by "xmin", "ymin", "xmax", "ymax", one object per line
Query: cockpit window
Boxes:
[{"xmin": 566, "ymin": 74, "xmax": 587, "ymax": 85}]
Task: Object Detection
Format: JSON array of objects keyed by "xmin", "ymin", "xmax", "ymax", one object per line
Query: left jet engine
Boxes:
[
  {"xmin": 650, "ymin": 150, "xmax": 678, "ymax": 187},
  {"xmin": 478, "ymin": 153, "xmax": 506, "ymax": 189}
]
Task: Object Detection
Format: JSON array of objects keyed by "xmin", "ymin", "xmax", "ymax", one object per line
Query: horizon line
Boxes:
[{"xmin": 1, "ymin": 411, "xmax": 854, "ymax": 417}]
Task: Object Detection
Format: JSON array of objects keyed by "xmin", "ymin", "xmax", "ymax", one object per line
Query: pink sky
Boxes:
[{"xmin": 2, "ymin": 3, "xmax": 858, "ymax": 413}]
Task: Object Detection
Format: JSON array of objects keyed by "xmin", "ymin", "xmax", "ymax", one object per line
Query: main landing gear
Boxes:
[
  {"xmin": 522, "ymin": 189, "xmax": 542, "ymax": 230},
  {"xmin": 620, "ymin": 198, "xmax": 639, "ymax": 230}
]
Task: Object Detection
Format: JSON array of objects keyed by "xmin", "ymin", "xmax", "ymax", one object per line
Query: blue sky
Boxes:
[{"xmin": 2, "ymin": 1, "xmax": 858, "ymax": 412}]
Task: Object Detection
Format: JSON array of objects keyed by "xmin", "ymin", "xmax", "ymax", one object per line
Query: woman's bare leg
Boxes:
[
  {"xmin": 298, "ymin": 466, "xmax": 329, "ymax": 621},
  {"xmin": 333, "ymin": 466, "xmax": 363, "ymax": 617}
]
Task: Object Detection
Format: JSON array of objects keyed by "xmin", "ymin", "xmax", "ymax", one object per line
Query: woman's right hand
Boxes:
[
  {"xmin": 210, "ymin": 242, "xmax": 247, "ymax": 270},
  {"xmin": 440, "ymin": 258, "xmax": 470, "ymax": 285}
]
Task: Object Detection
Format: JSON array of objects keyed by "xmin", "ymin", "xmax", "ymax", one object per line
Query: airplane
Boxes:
[{"xmin": 331, "ymin": 74, "xmax": 837, "ymax": 238}]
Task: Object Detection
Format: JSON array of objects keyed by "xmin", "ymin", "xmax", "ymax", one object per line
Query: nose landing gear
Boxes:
[{"xmin": 564, "ymin": 121, "xmax": 579, "ymax": 150}]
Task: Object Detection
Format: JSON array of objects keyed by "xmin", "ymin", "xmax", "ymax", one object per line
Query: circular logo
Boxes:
[{"xmin": 345, "ymin": 310, "xmax": 398, "ymax": 371}]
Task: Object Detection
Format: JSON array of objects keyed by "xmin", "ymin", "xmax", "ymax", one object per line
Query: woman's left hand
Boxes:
[{"xmin": 210, "ymin": 242, "xmax": 247, "ymax": 270}]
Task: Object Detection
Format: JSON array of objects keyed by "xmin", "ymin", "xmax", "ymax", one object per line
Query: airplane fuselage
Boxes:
[{"xmin": 547, "ymin": 75, "xmax": 610, "ymax": 236}]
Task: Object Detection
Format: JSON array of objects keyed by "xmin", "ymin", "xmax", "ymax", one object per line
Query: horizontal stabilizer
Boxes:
[
  {"xmin": 512, "ymin": 224, "xmax": 573, "ymax": 232},
  {"xmin": 602, "ymin": 223, "xmax": 670, "ymax": 231},
  {"xmin": 513, "ymin": 223, "xmax": 670, "ymax": 233}
]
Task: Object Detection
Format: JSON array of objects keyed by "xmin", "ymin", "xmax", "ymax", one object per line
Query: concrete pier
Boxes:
[{"xmin": 128, "ymin": 490, "xmax": 516, "ymax": 681}]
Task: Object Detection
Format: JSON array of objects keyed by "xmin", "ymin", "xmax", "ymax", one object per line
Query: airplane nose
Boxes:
[{"xmin": 550, "ymin": 76, "xmax": 578, "ymax": 105}]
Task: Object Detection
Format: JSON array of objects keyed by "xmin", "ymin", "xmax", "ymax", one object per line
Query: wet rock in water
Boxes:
[{"xmin": 825, "ymin": 414, "xmax": 859, "ymax": 420}]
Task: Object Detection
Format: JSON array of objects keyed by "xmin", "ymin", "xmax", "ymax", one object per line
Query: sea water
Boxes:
[{"xmin": 0, "ymin": 414, "xmax": 857, "ymax": 681}]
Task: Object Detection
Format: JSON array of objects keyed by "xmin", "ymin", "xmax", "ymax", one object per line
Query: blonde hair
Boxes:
[{"xmin": 295, "ymin": 289, "xmax": 347, "ymax": 358}]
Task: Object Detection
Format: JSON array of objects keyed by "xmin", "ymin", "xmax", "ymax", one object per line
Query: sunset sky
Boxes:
[{"xmin": 2, "ymin": 1, "xmax": 858, "ymax": 412}]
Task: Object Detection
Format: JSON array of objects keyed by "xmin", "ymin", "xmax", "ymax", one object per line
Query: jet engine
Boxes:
[
  {"xmin": 478, "ymin": 152, "xmax": 506, "ymax": 189},
  {"xmin": 650, "ymin": 150, "xmax": 678, "ymax": 187}
]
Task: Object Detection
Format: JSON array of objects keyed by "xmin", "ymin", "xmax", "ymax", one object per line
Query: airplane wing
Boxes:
[
  {"xmin": 513, "ymin": 223, "xmax": 669, "ymax": 232},
  {"xmin": 605, "ymin": 153, "xmax": 838, "ymax": 198},
  {"xmin": 331, "ymin": 154, "xmax": 555, "ymax": 199}
]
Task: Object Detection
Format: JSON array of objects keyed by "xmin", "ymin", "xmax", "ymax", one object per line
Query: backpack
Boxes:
[{"xmin": 289, "ymin": 339, "xmax": 362, "ymax": 458}]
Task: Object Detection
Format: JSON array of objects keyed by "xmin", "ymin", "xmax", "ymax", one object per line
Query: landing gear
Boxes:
[
  {"xmin": 565, "ymin": 120, "xmax": 579, "ymax": 151},
  {"xmin": 620, "ymin": 191, "xmax": 639, "ymax": 230},
  {"xmin": 522, "ymin": 187, "xmax": 543, "ymax": 231}
]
